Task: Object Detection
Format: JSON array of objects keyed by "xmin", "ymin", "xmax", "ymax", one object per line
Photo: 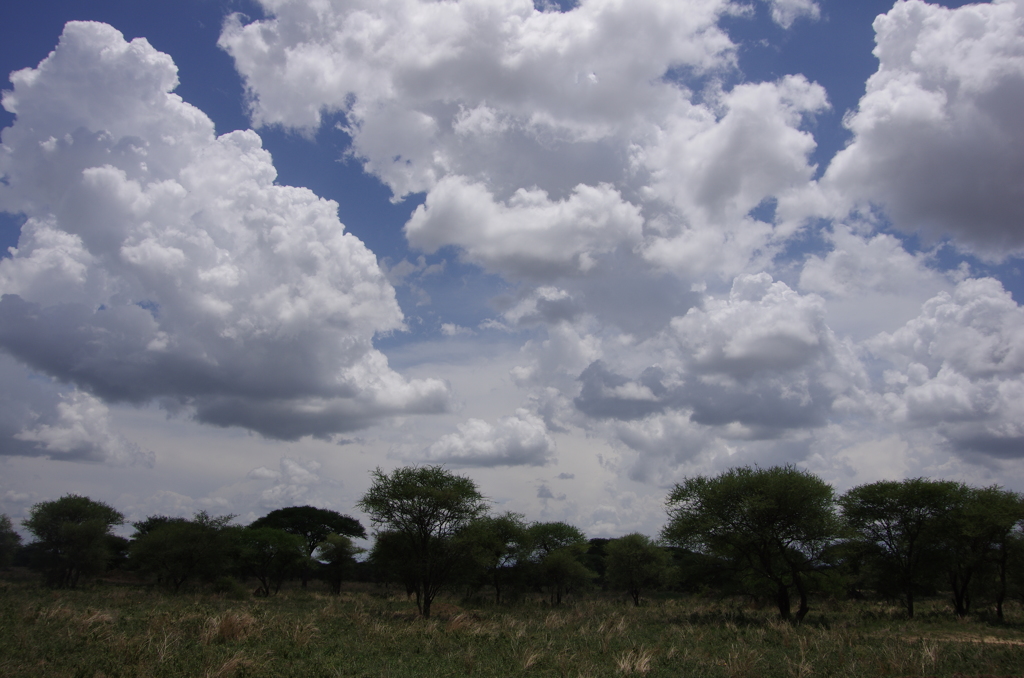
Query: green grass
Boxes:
[{"xmin": 1, "ymin": 575, "xmax": 1023, "ymax": 677}]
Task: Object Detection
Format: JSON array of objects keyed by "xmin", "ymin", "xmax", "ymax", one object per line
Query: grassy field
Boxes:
[{"xmin": 2, "ymin": 574, "xmax": 1023, "ymax": 677}]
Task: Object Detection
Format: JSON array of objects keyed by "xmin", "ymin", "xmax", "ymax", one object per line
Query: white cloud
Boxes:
[
  {"xmin": 421, "ymin": 408, "xmax": 555, "ymax": 467},
  {"xmin": 824, "ymin": 0, "xmax": 1024, "ymax": 255},
  {"xmin": 764, "ymin": 0, "xmax": 820, "ymax": 29},
  {"xmin": 406, "ymin": 177, "xmax": 643, "ymax": 278},
  {"xmin": 0, "ymin": 21, "xmax": 450, "ymax": 443},
  {"xmin": 869, "ymin": 277, "xmax": 1024, "ymax": 460}
]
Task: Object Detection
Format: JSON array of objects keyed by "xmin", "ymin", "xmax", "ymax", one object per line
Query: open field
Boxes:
[{"xmin": 2, "ymin": 576, "xmax": 1023, "ymax": 678}]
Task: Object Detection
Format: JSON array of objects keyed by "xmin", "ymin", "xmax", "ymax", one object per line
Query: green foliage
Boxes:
[
  {"xmin": 251, "ymin": 506, "xmax": 366, "ymax": 588},
  {"xmin": 663, "ymin": 465, "xmax": 840, "ymax": 623},
  {"xmin": 358, "ymin": 465, "xmax": 489, "ymax": 617},
  {"xmin": 0, "ymin": 514, "xmax": 21, "ymax": 569},
  {"xmin": 315, "ymin": 533, "xmax": 364, "ymax": 594},
  {"xmin": 840, "ymin": 478, "xmax": 965, "ymax": 618},
  {"xmin": 238, "ymin": 526, "xmax": 306, "ymax": 596},
  {"xmin": 23, "ymin": 494, "xmax": 124, "ymax": 588},
  {"xmin": 129, "ymin": 511, "xmax": 238, "ymax": 593},
  {"xmin": 528, "ymin": 521, "xmax": 595, "ymax": 604},
  {"xmin": 456, "ymin": 512, "xmax": 532, "ymax": 603},
  {"xmin": 605, "ymin": 534, "xmax": 671, "ymax": 605}
]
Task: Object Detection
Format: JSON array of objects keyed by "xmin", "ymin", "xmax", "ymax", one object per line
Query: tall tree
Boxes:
[
  {"xmin": 663, "ymin": 466, "xmax": 840, "ymax": 623},
  {"xmin": 316, "ymin": 533, "xmax": 364, "ymax": 594},
  {"xmin": 250, "ymin": 506, "xmax": 366, "ymax": 588},
  {"xmin": 358, "ymin": 466, "xmax": 488, "ymax": 618},
  {"xmin": 24, "ymin": 494, "xmax": 124, "ymax": 588},
  {"xmin": 840, "ymin": 478, "xmax": 963, "ymax": 618},
  {"xmin": 605, "ymin": 533, "xmax": 671, "ymax": 606}
]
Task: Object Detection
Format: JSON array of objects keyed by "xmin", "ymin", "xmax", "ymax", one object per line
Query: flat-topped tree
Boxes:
[
  {"xmin": 251, "ymin": 506, "xmax": 366, "ymax": 588},
  {"xmin": 359, "ymin": 466, "xmax": 488, "ymax": 618},
  {"xmin": 663, "ymin": 466, "xmax": 840, "ymax": 624}
]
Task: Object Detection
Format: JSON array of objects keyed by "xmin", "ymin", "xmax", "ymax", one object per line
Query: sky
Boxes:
[{"xmin": 2, "ymin": 0, "xmax": 1024, "ymax": 541}]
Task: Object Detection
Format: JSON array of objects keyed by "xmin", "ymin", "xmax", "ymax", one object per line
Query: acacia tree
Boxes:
[
  {"xmin": 358, "ymin": 466, "xmax": 489, "ymax": 618},
  {"xmin": 129, "ymin": 511, "xmax": 237, "ymax": 592},
  {"xmin": 662, "ymin": 466, "xmax": 839, "ymax": 623},
  {"xmin": 942, "ymin": 486, "xmax": 1024, "ymax": 619},
  {"xmin": 24, "ymin": 494, "xmax": 124, "ymax": 588},
  {"xmin": 840, "ymin": 478, "xmax": 963, "ymax": 619},
  {"xmin": 528, "ymin": 521, "xmax": 595, "ymax": 605},
  {"xmin": 458, "ymin": 512, "xmax": 532, "ymax": 604},
  {"xmin": 316, "ymin": 533, "xmax": 364, "ymax": 594},
  {"xmin": 605, "ymin": 533, "xmax": 671, "ymax": 606},
  {"xmin": 238, "ymin": 527, "xmax": 306, "ymax": 596},
  {"xmin": 250, "ymin": 506, "xmax": 366, "ymax": 588}
]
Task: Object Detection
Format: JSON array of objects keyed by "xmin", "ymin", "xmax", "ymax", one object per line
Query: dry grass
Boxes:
[{"xmin": 201, "ymin": 610, "xmax": 259, "ymax": 645}]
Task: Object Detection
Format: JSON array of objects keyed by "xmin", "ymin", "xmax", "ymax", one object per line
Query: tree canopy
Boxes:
[
  {"xmin": 663, "ymin": 465, "xmax": 839, "ymax": 623},
  {"xmin": 358, "ymin": 465, "xmax": 488, "ymax": 617},
  {"xmin": 24, "ymin": 494, "xmax": 124, "ymax": 588}
]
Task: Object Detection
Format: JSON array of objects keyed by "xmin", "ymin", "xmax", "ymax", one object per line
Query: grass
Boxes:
[{"xmin": 1, "ymin": 574, "xmax": 1023, "ymax": 677}]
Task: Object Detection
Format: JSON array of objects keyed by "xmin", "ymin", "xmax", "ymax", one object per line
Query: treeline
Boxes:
[{"xmin": 2, "ymin": 465, "xmax": 1024, "ymax": 624}]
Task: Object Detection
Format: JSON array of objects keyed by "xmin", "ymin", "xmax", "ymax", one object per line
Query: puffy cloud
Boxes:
[
  {"xmin": 639, "ymin": 76, "xmax": 829, "ymax": 278},
  {"xmin": 575, "ymin": 274, "xmax": 867, "ymax": 437},
  {"xmin": 0, "ymin": 353, "xmax": 150, "ymax": 464},
  {"xmin": 798, "ymin": 225, "xmax": 954, "ymax": 339},
  {"xmin": 405, "ymin": 177, "xmax": 643, "ymax": 279},
  {"xmin": 222, "ymin": 0, "xmax": 827, "ymax": 285},
  {"xmin": 421, "ymin": 408, "xmax": 555, "ymax": 467},
  {"xmin": 869, "ymin": 277, "xmax": 1024, "ymax": 459},
  {"xmin": 825, "ymin": 0, "xmax": 1024, "ymax": 255},
  {"xmin": 0, "ymin": 22, "xmax": 449, "ymax": 442},
  {"xmin": 764, "ymin": 0, "xmax": 820, "ymax": 29}
]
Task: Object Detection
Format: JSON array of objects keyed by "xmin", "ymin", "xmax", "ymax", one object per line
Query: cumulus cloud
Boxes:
[
  {"xmin": 869, "ymin": 277, "xmax": 1024, "ymax": 460},
  {"xmin": 0, "ymin": 353, "xmax": 151, "ymax": 464},
  {"xmin": 574, "ymin": 274, "xmax": 866, "ymax": 439},
  {"xmin": 405, "ymin": 177, "xmax": 643, "ymax": 279},
  {"xmin": 0, "ymin": 22, "xmax": 449, "ymax": 444},
  {"xmin": 825, "ymin": 0, "xmax": 1024, "ymax": 255},
  {"xmin": 421, "ymin": 408, "xmax": 554, "ymax": 467}
]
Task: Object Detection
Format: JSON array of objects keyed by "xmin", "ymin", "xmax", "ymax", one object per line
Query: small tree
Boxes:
[
  {"xmin": 0, "ymin": 514, "xmax": 22, "ymax": 569},
  {"xmin": 840, "ymin": 478, "xmax": 962, "ymax": 618},
  {"xmin": 316, "ymin": 533, "xmax": 364, "ymax": 594},
  {"xmin": 358, "ymin": 466, "xmax": 488, "ymax": 618},
  {"xmin": 458, "ymin": 512, "xmax": 532, "ymax": 604},
  {"xmin": 605, "ymin": 533, "xmax": 671, "ymax": 606},
  {"xmin": 250, "ymin": 506, "xmax": 366, "ymax": 588},
  {"xmin": 24, "ymin": 494, "xmax": 124, "ymax": 588},
  {"xmin": 238, "ymin": 527, "xmax": 305, "ymax": 596},
  {"xmin": 129, "ymin": 511, "xmax": 237, "ymax": 592},
  {"xmin": 663, "ymin": 466, "xmax": 840, "ymax": 623},
  {"xmin": 528, "ymin": 521, "xmax": 595, "ymax": 605}
]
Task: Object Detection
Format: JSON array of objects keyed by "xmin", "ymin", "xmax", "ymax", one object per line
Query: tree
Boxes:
[
  {"xmin": 129, "ymin": 511, "xmax": 237, "ymax": 593},
  {"xmin": 358, "ymin": 465, "xmax": 489, "ymax": 618},
  {"xmin": 238, "ymin": 527, "xmax": 305, "ymax": 596},
  {"xmin": 840, "ymin": 478, "xmax": 963, "ymax": 618},
  {"xmin": 250, "ymin": 506, "xmax": 366, "ymax": 588},
  {"xmin": 942, "ymin": 486, "xmax": 1024, "ymax": 619},
  {"xmin": 663, "ymin": 466, "xmax": 840, "ymax": 623},
  {"xmin": 605, "ymin": 533, "xmax": 671, "ymax": 606},
  {"xmin": 528, "ymin": 521, "xmax": 595, "ymax": 605},
  {"xmin": 316, "ymin": 533, "xmax": 364, "ymax": 594},
  {"xmin": 24, "ymin": 494, "xmax": 124, "ymax": 588},
  {"xmin": 0, "ymin": 514, "xmax": 22, "ymax": 569},
  {"xmin": 457, "ymin": 512, "xmax": 532, "ymax": 604}
]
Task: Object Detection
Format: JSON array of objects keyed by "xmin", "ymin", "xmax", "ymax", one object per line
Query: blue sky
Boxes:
[{"xmin": 2, "ymin": 0, "xmax": 1023, "ymax": 538}]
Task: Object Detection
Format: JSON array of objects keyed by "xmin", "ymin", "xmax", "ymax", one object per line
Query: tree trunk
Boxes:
[
  {"xmin": 793, "ymin": 573, "xmax": 809, "ymax": 624},
  {"xmin": 775, "ymin": 583, "xmax": 792, "ymax": 621}
]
